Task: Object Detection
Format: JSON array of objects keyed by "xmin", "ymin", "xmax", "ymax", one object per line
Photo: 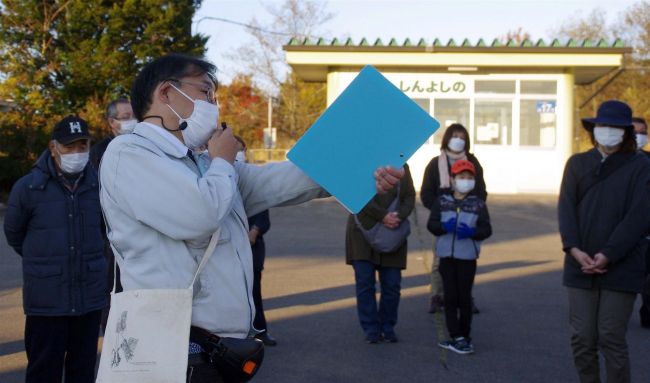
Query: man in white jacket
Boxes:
[{"xmin": 100, "ymin": 54, "xmax": 404, "ymax": 382}]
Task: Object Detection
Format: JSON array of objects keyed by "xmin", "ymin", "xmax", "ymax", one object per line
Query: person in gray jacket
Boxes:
[
  {"xmin": 99, "ymin": 54, "xmax": 404, "ymax": 382},
  {"xmin": 427, "ymin": 159, "xmax": 491, "ymax": 355},
  {"xmin": 427, "ymin": 160, "xmax": 492, "ymax": 354},
  {"xmin": 558, "ymin": 100, "xmax": 650, "ymax": 383}
]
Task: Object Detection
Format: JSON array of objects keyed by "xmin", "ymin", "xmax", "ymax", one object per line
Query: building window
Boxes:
[
  {"xmin": 521, "ymin": 81, "xmax": 557, "ymax": 95},
  {"xmin": 520, "ymin": 100, "xmax": 556, "ymax": 147},
  {"xmin": 475, "ymin": 80, "xmax": 516, "ymax": 94},
  {"xmin": 474, "ymin": 100, "xmax": 512, "ymax": 145},
  {"xmin": 432, "ymin": 99, "xmax": 470, "ymax": 144}
]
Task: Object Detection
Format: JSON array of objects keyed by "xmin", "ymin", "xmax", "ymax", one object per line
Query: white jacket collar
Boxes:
[{"xmin": 134, "ymin": 121, "xmax": 188, "ymax": 158}]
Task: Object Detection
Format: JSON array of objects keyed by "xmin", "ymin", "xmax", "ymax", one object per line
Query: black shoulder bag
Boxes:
[{"xmin": 190, "ymin": 326, "xmax": 264, "ymax": 382}]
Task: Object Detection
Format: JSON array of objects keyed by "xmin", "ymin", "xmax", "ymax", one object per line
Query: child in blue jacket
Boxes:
[{"xmin": 427, "ymin": 159, "xmax": 492, "ymax": 354}]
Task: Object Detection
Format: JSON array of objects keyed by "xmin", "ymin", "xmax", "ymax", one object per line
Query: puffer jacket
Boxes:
[
  {"xmin": 4, "ymin": 151, "xmax": 108, "ymax": 316},
  {"xmin": 427, "ymin": 194, "xmax": 492, "ymax": 260}
]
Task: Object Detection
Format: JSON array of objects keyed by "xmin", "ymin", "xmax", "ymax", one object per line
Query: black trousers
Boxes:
[
  {"xmin": 253, "ymin": 269, "xmax": 268, "ymax": 332},
  {"xmin": 439, "ymin": 258, "xmax": 477, "ymax": 339},
  {"xmin": 24, "ymin": 310, "xmax": 102, "ymax": 383}
]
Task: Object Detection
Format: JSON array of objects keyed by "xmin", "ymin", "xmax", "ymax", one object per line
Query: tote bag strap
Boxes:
[
  {"xmin": 97, "ymin": 173, "xmax": 121, "ymax": 295},
  {"xmin": 189, "ymin": 227, "xmax": 222, "ymax": 289}
]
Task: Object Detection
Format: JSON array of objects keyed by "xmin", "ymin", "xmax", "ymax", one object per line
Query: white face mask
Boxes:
[
  {"xmin": 119, "ymin": 119, "xmax": 138, "ymax": 135},
  {"xmin": 636, "ymin": 133, "xmax": 648, "ymax": 149},
  {"xmin": 593, "ymin": 126, "xmax": 625, "ymax": 148},
  {"xmin": 454, "ymin": 179, "xmax": 475, "ymax": 194},
  {"xmin": 448, "ymin": 137, "xmax": 466, "ymax": 153},
  {"xmin": 167, "ymin": 84, "xmax": 219, "ymax": 150},
  {"xmin": 55, "ymin": 145, "xmax": 89, "ymax": 174},
  {"xmin": 235, "ymin": 151, "xmax": 246, "ymax": 162}
]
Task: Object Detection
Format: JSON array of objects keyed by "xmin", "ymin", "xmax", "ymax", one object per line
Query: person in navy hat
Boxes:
[
  {"xmin": 558, "ymin": 100, "xmax": 650, "ymax": 383},
  {"xmin": 3, "ymin": 115, "xmax": 107, "ymax": 383}
]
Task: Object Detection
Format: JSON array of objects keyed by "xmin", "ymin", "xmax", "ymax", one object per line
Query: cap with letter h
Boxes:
[{"xmin": 52, "ymin": 115, "xmax": 91, "ymax": 144}]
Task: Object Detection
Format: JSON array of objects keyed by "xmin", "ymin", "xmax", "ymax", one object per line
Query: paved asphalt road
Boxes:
[{"xmin": 1, "ymin": 196, "xmax": 648, "ymax": 382}]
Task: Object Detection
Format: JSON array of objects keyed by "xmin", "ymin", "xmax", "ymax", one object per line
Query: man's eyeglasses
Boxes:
[{"xmin": 168, "ymin": 79, "xmax": 217, "ymax": 105}]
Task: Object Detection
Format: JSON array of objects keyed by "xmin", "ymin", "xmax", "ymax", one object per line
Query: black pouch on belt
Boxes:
[{"xmin": 190, "ymin": 326, "xmax": 265, "ymax": 383}]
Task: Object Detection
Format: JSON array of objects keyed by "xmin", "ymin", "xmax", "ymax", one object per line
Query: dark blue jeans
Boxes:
[{"xmin": 353, "ymin": 260, "xmax": 402, "ymax": 337}]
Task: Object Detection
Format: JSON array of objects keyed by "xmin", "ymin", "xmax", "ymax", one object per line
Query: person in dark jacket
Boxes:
[
  {"xmin": 632, "ymin": 116, "xmax": 648, "ymax": 151},
  {"xmin": 421, "ymin": 123, "xmax": 486, "ymax": 314},
  {"xmin": 427, "ymin": 160, "xmax": 491, "ymax": 355},
  {"xmin": 89, "ymin": 97, "xmax": 135, "ymax": 170},
  {"xmin": 3, "ymin": 115, "xmax": 108, "ymax": 383},
  {"xmin": 233, "ymin": 135, "xmax": 278, "ymax": 346},
  {"xmin": 90, "ymin": 98, "xmax": 134, "ymax": 331},
  {"xmin": 248, "ymin": 210, "xmax": 275, "ymax": 345},
  {"xmin": 346, "ymin": 165, "xmax": 415, "ymax": 343},
  {"xmin": 559, "ymin": 100, "xmax": 650, "ymax": 383},
  {"xmin": 632, "ymin": 116, "xmax": 650, "ymax": 329}
]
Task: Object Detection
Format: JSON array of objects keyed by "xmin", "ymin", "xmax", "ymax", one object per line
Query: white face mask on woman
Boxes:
[
  {"xmin": 166, "ymin": 84, "xmax": 220, "ymax": 150},
  {"xmin": 448, "ymin": 137, "xmax": 466, "ymax": 153},
  {"xmin": 593, "ymin": 126, "xmax": 625, "ymax": 148},
  {"xmin": 636, "ymin": 133, "xmax": 648, "ymax": 149}
]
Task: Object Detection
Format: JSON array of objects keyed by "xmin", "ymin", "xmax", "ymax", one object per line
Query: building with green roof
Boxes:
[{"xmin": 284, "ymin": 37, "xmax": 630, "ymax": 194}]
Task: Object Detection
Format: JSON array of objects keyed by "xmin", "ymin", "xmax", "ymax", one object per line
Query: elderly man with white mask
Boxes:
[{"xmin": 4, "ymin": 116, "xmax": 107, "ymax": 383}]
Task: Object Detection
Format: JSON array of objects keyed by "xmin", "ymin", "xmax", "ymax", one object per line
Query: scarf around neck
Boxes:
[{"xmin": 438, "ymin": 149, "xmax": 467, "ymax": 189}]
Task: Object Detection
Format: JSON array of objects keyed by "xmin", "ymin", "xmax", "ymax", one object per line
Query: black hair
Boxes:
[
  {"xmin": 440, "ymin": 123, "xmax": 471, "ymax": 152},
  {"xmin": 589, "ymin": 126, "xmax": 637, "ymax": 153},
  {"xmin": 130, "ymin": 54, "xmax": 218, "ymax": 121},
  {"xmin": 105, "ymin": 97, "xmax": 131, "ymax": 120}
]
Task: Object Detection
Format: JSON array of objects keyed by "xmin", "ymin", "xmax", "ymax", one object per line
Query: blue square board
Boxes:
[{"xmin": 287, "ymin": 65, "xmax": 440, "ymax": 213}]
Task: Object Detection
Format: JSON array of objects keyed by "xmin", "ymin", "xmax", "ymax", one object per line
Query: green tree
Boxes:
[{"xmin": 0, "ymin": 0, "xmax": 208, "ymax": 193}]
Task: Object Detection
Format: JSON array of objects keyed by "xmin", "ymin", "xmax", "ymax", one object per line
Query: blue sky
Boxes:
[{"xmin": 194, "ymin": 0, "xmax": 638, "ymax": 83}]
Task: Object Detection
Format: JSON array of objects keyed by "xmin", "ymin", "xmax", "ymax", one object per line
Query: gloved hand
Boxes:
[
  {"xmin": 442, "ymin": 218, "xmax": 457, "ymax": 233},
  {"xmin": 456, "ymin": 223, "xmax": 476, "ymax": 240}
]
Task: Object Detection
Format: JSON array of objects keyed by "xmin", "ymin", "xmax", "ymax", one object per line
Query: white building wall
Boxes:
[{"xmin": 326, "ymin": 70, "xmax": 573, "ymax": 195}]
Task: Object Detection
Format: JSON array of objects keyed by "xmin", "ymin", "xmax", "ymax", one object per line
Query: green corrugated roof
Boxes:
[{"xmin": 286, "ymin": 37, "xmax": 628, "ymax": 49}]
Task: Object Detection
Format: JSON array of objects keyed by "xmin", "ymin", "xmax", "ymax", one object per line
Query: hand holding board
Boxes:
[{"xmin": 287, "ymin": 65, "xmax": 440, "ymax": 213}]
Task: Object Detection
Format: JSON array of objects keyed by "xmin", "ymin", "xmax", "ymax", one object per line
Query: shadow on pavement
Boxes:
[
  {"xmin": 477, "ymin": 260, "xmax": 553, "ymax": 275},
  {"xmin": 0, "ymin": 340, "xmax": 23, "ymax": 357},
  {"xmin": 264, "ymin": 273, "xmax": 430, "ymax": 310},
  {"xmin": 254, "ymin": 269, "xmax": 650, "ymax": 383}
]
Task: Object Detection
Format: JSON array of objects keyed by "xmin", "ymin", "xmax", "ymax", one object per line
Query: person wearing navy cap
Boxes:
[
  {"xmin": 558, "ymin": 100, "xmax": 650, "ymax": 383},
  {"xmin": 3, "ymin": 115, "xmax": 107, "ymax": 383}
]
